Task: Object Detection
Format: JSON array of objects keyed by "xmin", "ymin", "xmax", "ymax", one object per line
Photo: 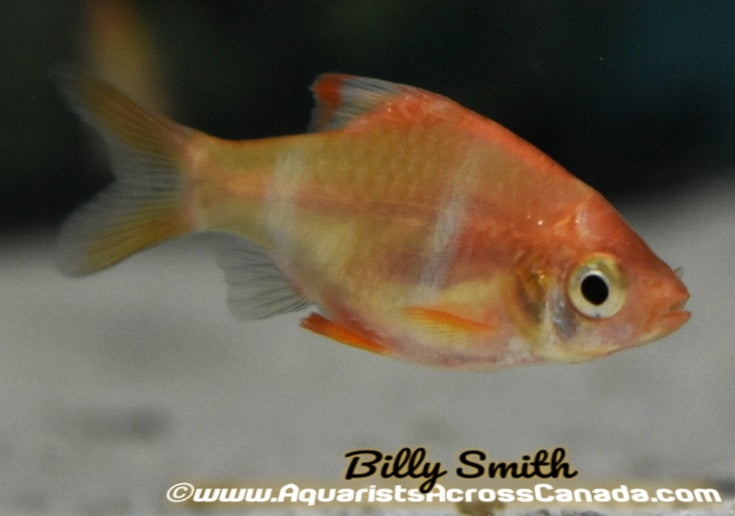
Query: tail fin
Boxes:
[{"xmin": 52, "ymin": 68, "xmax": 196, "ymax": 276}]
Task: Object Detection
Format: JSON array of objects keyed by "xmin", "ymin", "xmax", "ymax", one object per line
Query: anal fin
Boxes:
[
  {"xmin": 216, "ymin": 235, "xmax": 310, "ymax": 319},
  {"xmin": 301, "ymin": 313, "xmax": 386, "ymax": 355}
]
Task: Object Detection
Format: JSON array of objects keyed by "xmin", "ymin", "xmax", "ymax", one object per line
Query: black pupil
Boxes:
[{"xmin": 581, "ymin": 274, "xmax": 609, "ymax": 306}]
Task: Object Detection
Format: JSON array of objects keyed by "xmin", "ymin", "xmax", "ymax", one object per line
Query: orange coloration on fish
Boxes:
[{"xmin": 54, "ymin": 70, "xmax": 690, "ymax": 371}]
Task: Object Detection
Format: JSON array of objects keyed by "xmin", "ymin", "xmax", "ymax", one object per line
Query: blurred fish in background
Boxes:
[{"xmin": 83, "ymin": 0, "xmax": 170, "ymax": 112}]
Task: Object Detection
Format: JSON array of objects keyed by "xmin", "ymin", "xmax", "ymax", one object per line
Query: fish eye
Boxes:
[
  {"xmin": 580, "ymin": 273, "xmax": 609, "ymax": 305},
  {"xmin": 568, "ymin": 255, "xmax": 626, "ymax": 318}
]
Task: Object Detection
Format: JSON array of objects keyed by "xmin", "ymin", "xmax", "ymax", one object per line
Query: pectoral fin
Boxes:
[
  {"xmin": 404, "ymin": 306, "xmax": 496, "ymax": 337},
  {"xmin": 301, "ymin": 313, "xmax": 387, "ymax": 355}
]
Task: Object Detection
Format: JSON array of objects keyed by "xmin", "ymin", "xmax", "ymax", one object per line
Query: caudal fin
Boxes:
[{"xmin": 53, "ymin": 68, "xmax": 196, "ymax": 276}]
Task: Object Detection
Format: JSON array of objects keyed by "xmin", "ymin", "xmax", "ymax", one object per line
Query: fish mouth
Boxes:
[
  {"xmin": 660, "ymin": 308, "xmax": 690, "ymax": 332},
  {"xmin": 657, "ymin": 294, "xmax": 690, "ymax": 337}
]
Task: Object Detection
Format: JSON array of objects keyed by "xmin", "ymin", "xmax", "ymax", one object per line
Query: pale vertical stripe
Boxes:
[
  {"xmin": 264, "ymin": 150, "xmax": 304, "ymax": 257},
  {"xmin": 413, "ymin": 157, "xmax": 476, "ymax": 303}
]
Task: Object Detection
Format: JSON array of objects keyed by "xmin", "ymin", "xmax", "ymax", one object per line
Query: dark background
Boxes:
[{"xmin": 3, "ymin": 0, "xmax": 735, "ymax": 229}]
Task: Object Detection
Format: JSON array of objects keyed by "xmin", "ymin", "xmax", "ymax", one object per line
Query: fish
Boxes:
[
  {"xmin": 83, "ymin": 0, "xmax": 170, "ymax": 112},
  {"xmin": 53, "ymin": 69, "xmax": 690, "ymax": 371}
]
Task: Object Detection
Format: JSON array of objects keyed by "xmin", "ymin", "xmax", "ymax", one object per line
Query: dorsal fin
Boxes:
[{"xmin": 308, "ymin": 74, "xmax": 404, "ymax": 132}]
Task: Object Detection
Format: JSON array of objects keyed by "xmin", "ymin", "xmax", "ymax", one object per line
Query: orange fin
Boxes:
[
  {"xmin": 301, "ymin": 313, "xmax": 387, "ymax": 355},
  {"xmin": 308, "ymin": 74, "xmax": 403, "ymax": 132},
  {"xmin": 404, "ymin": 306, "xmax": 496, "ymax": 335}
]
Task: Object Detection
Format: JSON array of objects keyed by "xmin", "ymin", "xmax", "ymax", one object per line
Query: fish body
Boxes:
[{"xmin": 55, "ymin": 71, "xmax": 689, "ymax": 371}]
